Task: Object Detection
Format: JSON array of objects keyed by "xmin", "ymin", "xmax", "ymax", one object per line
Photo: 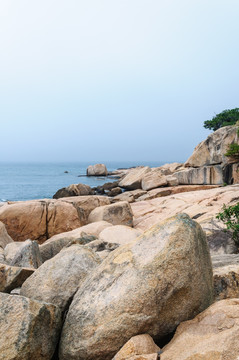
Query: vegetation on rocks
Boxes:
[
  {"xmin": 217, "ymin": 203, "xmax": 239, "ymax": 246},
  {"xmin": 203, "ymin": 108, "xmax": 239, "ymax": 131}
]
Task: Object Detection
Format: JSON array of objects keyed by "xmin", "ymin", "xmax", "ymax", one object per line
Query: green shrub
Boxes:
[
  {"xmin": 204, "ymin": 108, "xmax": 239, "ymax": 131},
  {"xmin": 216, "ymin": 203, "xmax": 239, "ymax": 246},
  {"xmin": 225, "ymin": 143, "xmax": 239, "ymax": 160}
]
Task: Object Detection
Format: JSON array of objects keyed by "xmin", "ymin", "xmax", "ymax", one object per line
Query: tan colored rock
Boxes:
[
  {"xmin": 10, "ymin": 239, "xmax": 42, "ymax": 269},
  {"xmin": 87, "ymin": 163, "xmax": 108, "ymax": 176},
  {"xmin": 119, "ymin": 167, "xmax": 151, "ymax": 190},
  {"xmin": 131, "ymin": 185, "xmax": 239, "ymax": 234},
  {"xmin": 161, "ymin": 298, "xmax": 239, "ymax": 360},
  {"xmin": 0, "ymin": 221, "xmax": 13, "ymax": 249},
  {"xmin": 0, "ymin": 246, "xmax": 4, "ymax": 263},
  {"xmin": 185, "ymin": 125, "xmax": 238, "ymax": 167},
  {"xmin": 114, "ymin": 190, "xmax": 147, "ymax": 203},
  {"xmin": 0, "ymin": 196, "xmax": 110, "ymax": 243},
  {"xmin": 0, "ymin": 293, "xmax": 61, "ymax": 360},
  {"xmin": 113, "ymin": 334, "xmax": 160, "ymax": 360},
  {"xmin": 4, "ymin": 242, "xmax": 24, "ymax": 263},
  {"xmin": 0, "ymin": 263, "xmax": 34, "ymax": 293},
  {"xmin": 99, "ymin": 225, "xmax": 142, "ymax": 246},
  {"xmin": 141, "ymin": 172, "xmax": 167, "ymax": 191},
  {"xmin": 53, "ymin": 183, "xmax": 94, "ymax": 199},
  {"xmin": 136, "ymin": 188, "xmax": 172, "ymax": 201},
  {"xmin": 21, "ymin": 245, "xmax": 100, "ymax": 312},
  {"xmin": 88, "ymin": 201, "xmax": 133, "ymax": 227},
  {"xmin": 123, "ymin": 355, "xmax": 158, "ymax": 360},
  {"xmin": 40, "ymin": 221, "xmax": 112, "ymax": 262},
  {"xmin": 175, "ymin": 165, "xmax": 223, "ymax": 185},
  {"xmin": 159, "ymin": 162, "xmax": 184, "ymax": 174},
  {"xmin": 165, "ymin": 175, "xmax": 178, "ymax": 186},
  {"xmin": 59, "ymin": 213, "xmax": 213, "ymax": 360}
]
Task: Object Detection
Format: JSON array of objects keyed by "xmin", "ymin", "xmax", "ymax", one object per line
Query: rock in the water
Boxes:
[
  {"xmin": 10, "ymin": 239, "xmax": 42, "ymax": 269},
  {"xmin": 161, "ymin": 298, "xmax": 239, "ymax": 360},
  {"xmin": 0, "ymin": 293, "xmax": 61, "ymax": 360},
  {"xmin": 119, "ymin": 167, "xmax": 151, "ymax": 190},
  {"xmin": 59, "ymin": 213, "xmax": 213, "ymax": 360},
  {"xmin": 141, "ymin": 172, "xmax": 167, "ymax": 191},
  {"xmin": 88, "ymin": 201, "xmax": 133, "ymax": 227},
  {"xmin": 0, "ymin": 263, "xmax": 34, "ymax": 293},
  {"xmin": 21, "ymin": 245, "xmax": 100, "ymax": 312},
  {"xmin": 0, "ymin": 221, "xmax": 13, "ymax": 249},
  {"xmin": 107, "ymin": 187, "xmax": 122, "ymax": 197},
  {"xmin": 87, "ymin": 164, "xmax": 108, "ymax": 176},
  {"xmin": 113, "ymin": 334, "xmax": 160, "ymax": 360},
  {"xmin": 0, "ymin": 196, "xmax": 110, "ymax": 243},
  {"xmin": 53, "ymin": 183, "xmax": 94, "ymax": 199},
  {"xmin": 40, "ymin": 221, "xmax": 112, "ymax": 262},
  {"xmin": 99, "ymin": 225, "xmax": 142, "ymax": 246},
  {"xmin": 185, "ymin": 125, "xmax": 238, "ymax": 167}
]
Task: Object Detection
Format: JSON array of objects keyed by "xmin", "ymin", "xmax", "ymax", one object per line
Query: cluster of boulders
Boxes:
[{"xmin": 1, "ymin": 125, "xmax": 239, "ymax": 359}]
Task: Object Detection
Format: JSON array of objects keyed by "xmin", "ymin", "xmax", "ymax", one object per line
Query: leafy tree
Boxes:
[
  {"xmin": 217, "ymin": 203, "xmax": 239, "ymax": 246},
  {"xmin": 204, "ymin": 108, "xmax": 239, "ymax": 131}
]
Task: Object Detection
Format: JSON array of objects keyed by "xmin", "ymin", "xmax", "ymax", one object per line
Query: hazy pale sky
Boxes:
[{"xmin": 0, "ymin": 0, "xmax": 239, "ymax": 162}]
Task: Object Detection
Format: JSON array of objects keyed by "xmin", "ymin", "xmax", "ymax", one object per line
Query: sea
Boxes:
[{"xmin": 0, "ymin": 161, "xmax": 165, "ymax": 202}]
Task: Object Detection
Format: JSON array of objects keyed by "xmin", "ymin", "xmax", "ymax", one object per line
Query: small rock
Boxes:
[
  {"xmin": 0, "ymin": 221, "xmax": 13, "ymax": 249},
  {"xmin": 0, "ymin": 263, "xmax": 34, "ymax": 293},
  {"xmin": 108, "ymin": 187, "xmax": 122, "ymax": 197},
  {"xmin": 53, "ymin": 183, "xmax": 94, "ymax": 199},
  {"xmin": 10, "ymin": 239, "xmax": 42, "ymax": 269},
  {"xmin": 88, "ymin": 201, "xmax": 133, "ymax": 227}
]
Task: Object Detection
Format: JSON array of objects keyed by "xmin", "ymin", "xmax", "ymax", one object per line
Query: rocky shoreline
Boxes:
[{"xmin": 1, "ymin": 125, "xmax": 239, "ymax": 359}]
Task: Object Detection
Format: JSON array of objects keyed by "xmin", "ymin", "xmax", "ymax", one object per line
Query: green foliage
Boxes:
[
  {"xmin": 225, "ymin": 143, "xmax": 239, "ymax": 159},
  {"xmin": 204, "ymin": 108, "xmax": 239, "ymax": 131},
  {"xmin": 216, "ymin": 203, "xmax": 239, "ymax": 246}
]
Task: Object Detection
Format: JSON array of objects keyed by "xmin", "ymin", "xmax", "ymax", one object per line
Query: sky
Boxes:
[{"xmin": 0, "ymin": 0, "xmax": 239, "ymax": 163}]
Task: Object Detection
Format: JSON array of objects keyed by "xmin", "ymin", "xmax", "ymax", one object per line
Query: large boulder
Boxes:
[
  {"xmin": 88, "ymin": 201, "xmax": 133, "ymax": 227},
  {"xmin": 119, "ymin": 167, "xmax": 151, "ymax": 190},
  {"xmin": 161, "ymin": 299, "xmax": 239, "ymax": 360},
  {"xmin": 0, "ymin": 263, "xmax": 34, "ymax": 293},
  {"xmin": 141, "ymin": 172, "xmax": 167, "ymax": 191},
  {"xmin": 59, "ymin": 213, "xmax": 213, "ymax": 360},
  {"xmin": 40, "ymin": 221, "xmax": 112, "ymax": 262},
  {"xmin": 53, "ymin": 183, "xmax": 94, "ymax": 199},
  {"xmin": 99, "ymin": 225, "xmax": 142, "ymax": 246},
  {"xmin": 0, "ymin": 221, "xmax": 13, "ymax": 249},
  {"xmin": 0, "ymin": 196, "xmax": 110, "ymax": 243},
  {"xmin": 0, "ymin": 293, "xmax": 61, "ymax": 360},
  {"xmin": 21, "ymin": 245, "xmax": 100, "ymax": 312},
  {"xmin": 185, "ymin": 125, "xmax": 238, "ymax": 167},
  {"xmin": 87, "ymin": 164, "xmax": 108, "ymax": 176},
  {"xmin": 174, "ymin": 165, "xmax": 224, "ymax": 185},
  {"xmin": 113, "ymin": 334, "xmax": 160, "ymax": 360}
]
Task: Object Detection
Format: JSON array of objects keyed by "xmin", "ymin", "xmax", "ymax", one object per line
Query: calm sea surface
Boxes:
[{"xmin": 0, "ymin": 161, "xmax": 164, "ymax": 202}]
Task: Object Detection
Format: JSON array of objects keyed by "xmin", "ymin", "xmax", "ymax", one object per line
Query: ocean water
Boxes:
[{"xmin": 0, "ymin": 161, "xmax": 164, "ymax": 202}]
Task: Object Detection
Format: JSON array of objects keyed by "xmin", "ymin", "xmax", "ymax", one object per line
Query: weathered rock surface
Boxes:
[
  {"xmin": 158, "ymin": 162, "xmax": 184, "ymax": 174},
  {"xmin": 0, "ymin": 246, "xmax": 5, "ymax": 263},
  {"xmin": 0, "ymin": 293, "xmax": 61, "ymax": 360},
  {"xmin": 212, "ymin": 255, "xmax": 239, "ymax": 301},
  {"xmin": 10, "ymin": 239, "xmax": 42, "ymax": 269},
  {"xmin": 185, "ymin": 125, "xmax": 238, "ymax": 167},
  {"xmin": 99, "ymin": 225, "xmax": 142, "ymax": 246},
  {"xmin": 4, "ymin": 242, "xmax": 23, "ymax": 263},
  {"xmin": 88, "ymin": 201, "xmax": 133, "ymax": 227},
  {"xmin": 113, "ymin": 190, "xmax": 147, "ymax": 203},
  {"xmin": 0, "ymin": 263, "xmax": 34, "ymax": 293},
  {"xmin": 0, "ymin": 221, "xmax": 13, "ymax": 249},
  {"xmin": 59, "ymin": 213, "xmax": 213, "ymax": 360},
  {"xmin": 40, "ymin": 221, "xmax": 112, "ymax": 262},
  {"xmin": 87, "ymin": 163, "xmax": 108, "ymax": 176},
  {"xmin": 112, "ymin": 334, "xmax": 160, "ymax": 360},
  {"xmin": 175, "ymin": 165, "xmax": 224, "ymax": 185},
  {"xmin": 21, "ymin": 245, "xmax": 100, "ymax": 312},
  {"xmin": 108, "ymin": 187, "xmax": 122, "ymax": 197},
  {"xmin": 161, "ymin": 298, "xmax": 239, "ymax": 360},
  {"xmin": 141, "ymin": 172, "xmax": 167, "ymax": 191},
  {"xmin": 0, "ymin": 196, "xmax": 110, "ymax": 243},
  {"xmin": 53, "ymin": 183, "xmax": 94, "ymax": 199},
  {"xmin": 119, "ymin": 167, "xmax": 151, "ymax": 190}
]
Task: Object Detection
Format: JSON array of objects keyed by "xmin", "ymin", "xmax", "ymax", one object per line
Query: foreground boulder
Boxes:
[
  {"xmin": 161, "ymin": 298, "xmax": 239, "ymax": 360},
  {"xmin": 99, "ymin": 225, "xmax": 142, "ymax": 246},
  {"xmin": 0, "ymin": 196, "xmax": 110, "ymax": 243},
  {"xmin": 59, "ymin": 213, "xmax": 213, "ymax": 360},
  {"xmin": 87, "ymin": 164, "xmax": 107, "ymax": 176},
  {"xmin": 40, "ymin": 221, "xmax": 112, "ymax": 262},
  {"xmin": 88, "ymin": 201, "xmax": 133, "ymax": 227},
  {"xmin": 0, "ymin": 293, "xmax": 61, "ymax": 360},
  {"xmin": 113, "ymin": 334, "xmax": 160, "ymax": 360},
  {"xmin": 53, "ymin": 183, "xmax": 94, "ymax": 199},
  {"xmin": 21, "ymin": 245, "xmax": 100, "ymax": 312}
]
